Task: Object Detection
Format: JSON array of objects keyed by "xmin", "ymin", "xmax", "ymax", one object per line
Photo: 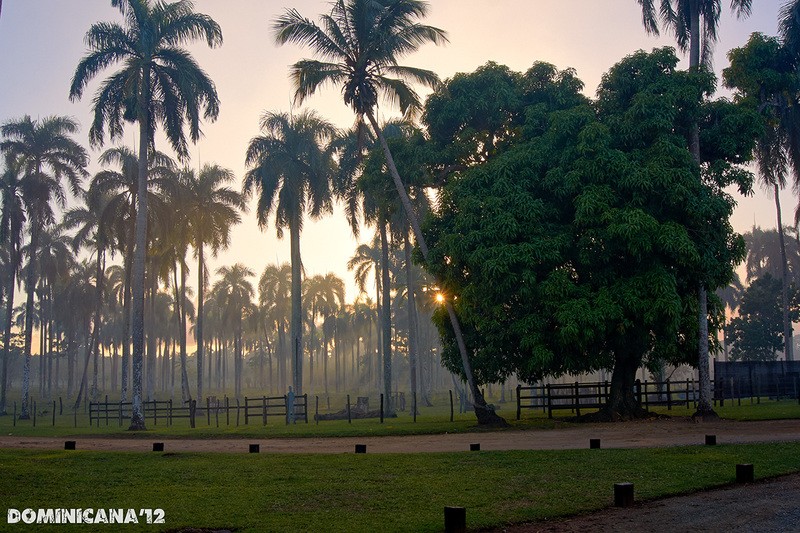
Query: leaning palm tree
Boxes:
[
  {"xmin": 244, "ymin": 110, "xmax": 337, "ymax": 396},
  {"xmin": 0, "ymin": 115, "xmax": 87, "ymax": 419},
  {"xmin": 69, "ymin": 0, "xmax": 222, "ymax": 430},
  {"xmin": 273, "ymin": 0, "xmax": 503, "ymax": 424},
  {"xmin": 636, "ymin": 0, "xmax": 752, "ymax": 418},
  {"xmin": 183, "ymin": 164, "xmax": 244, "ymax": 404}
]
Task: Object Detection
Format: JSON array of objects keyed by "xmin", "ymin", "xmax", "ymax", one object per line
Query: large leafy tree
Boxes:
[
  {"xmin": 636, "ymin": 0, "xmax": 752, "ymax": 419},
  {"xmin": 69, "ymin": 0, "xmax": 221, "ymax": 429},
  {"xmin": 183, "ymin": 164, "xmax": 244, "ymax": 404},
  {"xmin": 274, "ymin": 0, "xmax": 504, "ymax": 425},
  {"xmin": 0, "ymin": 115, "xmax": 87, "ymax": 419},
  {"xmin": 424, "ymin": 51, "xmax": 757, "ymax": 420},
  {"xmin": 244, "ymin": 110, "xmax": 336, "ymax": 396}
]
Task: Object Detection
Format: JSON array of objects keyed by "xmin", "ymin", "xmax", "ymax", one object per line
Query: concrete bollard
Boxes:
[
  {"xmin": 64, "ymin": 441, "xmax": 76, "ymax": 451},
  {"xmin": 249, "ymin": 444, "xmax": 260, "ymax": 454},
  {"xmin": 469, "ymin": 443, "xmax": 480, "ymax": 452},
  {"xmin": 614, "ymin": 482, "xmax": 634, "ymax": 507},
  {"xmin": 152, "ymin": 443, "xmax": 164, "ymax": 452},
  {"xmin": 736, "ymin": 464, "xmax": 754, "ymax": 483},
  {"xmin": 355, "ymin": 444, "xmax": 367, "ymax": 454},
  {"xmin": 590, "ymin": 438, "xmax": 601, "ymax": 449},
  {"xmin": 705, "ymin": 434, "xmax": 717, "ymax": 445},
  {"xmin": 444, "ymin": 506, "xmax": 466, "ymax": 533}
]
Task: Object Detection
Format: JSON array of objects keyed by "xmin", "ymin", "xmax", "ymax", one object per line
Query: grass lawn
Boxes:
[{"xmin": 1, "ymin": 443, "xmax": 799, "ymax": 532}]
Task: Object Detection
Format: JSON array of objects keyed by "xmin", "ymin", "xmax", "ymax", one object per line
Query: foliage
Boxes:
[
  {"xmin": 726, "ymin": 273, "xmax": 800, "ymax": 361},
  {"xmin": 423, "ymin": 49, "xmax": 758, "ymax": 417}
]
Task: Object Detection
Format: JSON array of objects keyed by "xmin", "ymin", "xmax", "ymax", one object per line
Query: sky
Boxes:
[{"xmin": 0, "ymin": 0, "xmax": 789, "ymax": 306}]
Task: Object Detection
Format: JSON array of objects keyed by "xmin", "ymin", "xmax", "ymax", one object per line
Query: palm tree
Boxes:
[
  {"xmin": 62, "ymin": 190, "xmax": 114, "ymax": 407},
  {"xmin": 70, "ymin": 0, "xmax": 222, "ymax": 430},
  {"xmin": 0, "ymin": 115, "xmax": 87, "ymax": 419},
  {"xmin": 274, "ymin": 0, "xmax": 503, "ymax": 424},
  {"xmin": 213, "ymin": 264, "xmax": 255, "ymax": 398},
  {"xmin": 637, "ymin": 0, "xmax": 752, "ymax": 418},
  {"xmin": 716, "ymin": 272, "xmax": 743, "ymax": 360},
  {"xmin": 304, "ymin": 273, "xmax": 345, "ymax": 394},
  {"xmin": 259, "ymin": 263, "xmax": 292, "ymax": 392},
  {"xmin": 244, "ymin": 110, "xmax": 337, "ymax": 396},
  {"xmin": 183, "ymin": 164, "xmax": 244, "ymax": 404},
  {"xmin": 89, "ymin": 146, "xmax": 175, "ymax": 401},
  {"xmin": 0, "ymin": 156, "xmax": 25, "ymax": 414}
]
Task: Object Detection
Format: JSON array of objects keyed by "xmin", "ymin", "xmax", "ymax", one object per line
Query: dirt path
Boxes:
[{"xmin": 0, "ymin": 418, "xmax": 797, "ymax": 453}]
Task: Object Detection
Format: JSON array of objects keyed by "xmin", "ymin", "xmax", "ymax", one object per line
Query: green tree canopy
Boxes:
[
  {"xmin": 727, "ymin": 273, "xmax": 799, "ymax": 361},
  {"xmin": 423, "ymin": 48, "xmax": 759, "ymax": 419}
]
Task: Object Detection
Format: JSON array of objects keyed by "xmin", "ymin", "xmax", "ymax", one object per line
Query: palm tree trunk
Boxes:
[
  {"xmin": 129, "ymin": 77, "xmax": 150, "ymax": 430},
  {"xmin": 404, "ymin": 228, "xmax": 419, "ymax": 414},
  {"xmin": 366, "ymin": 111, "xmax": 505, "ymax": 425},
  {"xmin": 20, "ymin": 222, "xmax": 42, "ymax": 420},
  {"xmin": 179, "ymin": 260, "xmax": 191, "ymax": 402},
  {"xmin": 0, "ymin": 250, "xmax": 17, "ymax": 414},
  {"xmin": 197, "ymin": 241, "xmax": 205, "ymax": 403},
  {"xmin": 290, "ymin": 219, "xmax": 303, "ymax": 396},
  {"xmin": 379, "ymin": 221, "xmax": 393, "ymax": 415},
  {"xmin": 121, "ymin": 222, "xmax": 134, "ymax": 402},
  {"xmin": 774, "ymin": 185, "xmax": 793, "ymax": 361}
]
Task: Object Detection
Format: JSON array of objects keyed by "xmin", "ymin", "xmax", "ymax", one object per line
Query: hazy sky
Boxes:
[{"xmin": 0, "ymin": 1, "xmax": 788, "ymax": 304}]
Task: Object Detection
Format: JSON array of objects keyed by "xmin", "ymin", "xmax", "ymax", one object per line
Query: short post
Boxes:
[
  {"xmin": 152, "ymin": 443, "xmax": 164, "ymax": 452},
  {"xmin": 590, "ymin": 438, "xmax": 601, "ymax": 449},
  {"xmin": 614, "ymin": 482, "xmax": 634, "ymax": 507},
  {"xmin": 705, "ymin": 434, "xmax": 716, "ymax": 446},
  {"xmin": 469, "ymin": 443, "xmax": 480, "ymax": 452},
  {"xmin": 444, "ymin": 506, "xmax": 466, "ymax": 533},
  {"xmin": 64, "ymin": 441, "xmax": 76, "ymax": 451},
  {"xmin": 355, "ymin": 444, "xmax": 367, "ymax": 454},
  {"xmin": 380, "ymin": 393, "xmax": 384, "ymax": 424},
  {"xmin": 347, "ymin": 394, "xmax": 352, "ymax": 424},
  {"xmin": 736, "ymin": 464, "xmax": 754, "ymax": 483},
  {"xmin": 449, "ymin": 389, "xmax": 454, "ymax": 422},
  {"xmin": 249, "ymin": 444, "xmax": 260, "ymax": 454}
]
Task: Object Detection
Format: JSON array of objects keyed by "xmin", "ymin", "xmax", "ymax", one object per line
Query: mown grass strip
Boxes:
[{"xmin": 1, "ymin": 443, "xmax": 798, "ymax": 532}]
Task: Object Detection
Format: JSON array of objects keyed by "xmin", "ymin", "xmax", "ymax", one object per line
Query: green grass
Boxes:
[{"xmin": 1, "ymin": 443, "xmax": 799, "ymax": 532}]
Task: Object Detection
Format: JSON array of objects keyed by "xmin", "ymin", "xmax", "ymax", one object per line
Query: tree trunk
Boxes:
[
  {"xmin": 120, "ymin": 220, "xmax": 134, "ymax": 402},
  {"xmin": 290, "ymin": 219, "xmax": 303, "ymax": 396},
  {"xmin": 366, "ymin": 111, "xmax": 505, "ymax": 426},
  {"xmin": 19, "ymin": 221, "xmax": 41, "ymax": 420},
  {"xmin": 404, "ymin": 227, "xmax": 419, "ymax": 414},
  {"xmin": 0, "ymin": 247, "xmax": 18, "ymax": 414},
  {"xmin": 379, "ymin": 221, "xmax": 394, "ymax": 416},
  {"xmin": 774, "ymin": 185, "xmax": 793, "ymax": 361},
  {"xmin": 129, "ymin": 73, "xmax": 150, "ymax": 430},
  {"xmin": 179, "ymin": 260, "xmax": 191, "ymax": 402},
  {"xmin": 603, "ymin": 351, "xmax": 647, "ymax": 421},
  {"xmin": 196, "ymin": 241, "xmax": 205, "ymax": 403}
]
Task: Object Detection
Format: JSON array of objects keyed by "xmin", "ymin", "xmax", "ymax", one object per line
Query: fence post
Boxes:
[
  {"xmin": 207, "ymin": 397, "xmax": 211, "ymax": 426},
  {"xmin": 380, "ymin": 393, "xmax": 384, "ymax": 424},
  {"xmin": 446, "ymin": 390, "xmax": 452, "ymax": 422},
  {"xmin": 574, "ymin": 381, "xmax": 581, "ymax": 417},
  {"xmin": 216, "ymin": 399, "xmax": 220, "ymax": 428},
  {"xmin": 315, "ymin": 396, "xmax": 319, "ymax": 425},
  {"xmin": 304, "ymin": 394, "xmax": 309, "ymax": 423},
  {"xmin": 59, "ymin": 396, "xmax": 63, "ymax": 415},
  {"xmin": 347, "ymin": 394, "xmax": 351, "ymax": 424},
  {"xmin": 236, "ymin": 398, "xmax": 240, "ymax": 426},
  {"xmin": 118, "ymin": 400, "xmax": 123, "ymax": 427},
  {"xmin": 169, "ymin": 399, "xmax": 173, "ymax": 426},
  {"xmin": 262, "ymin": 396, "xmax": 267, "ymax": 426},
  {"xmin": 105, "ymin": 395, "xmax": 109, "ymax": 426},
  {"xmin": 152, "ymin": 400, "xmax": 157, "ymax": 426},
  {"xmin": 13, "ymin": 402, "xmax": 16, "ymax": 426},
  {"xmin": 54, "ymin": 400, "xmax": 57, "ymax": 427},
  {"xmin": 73, "ymin": 405, "xmax": 76, "ymax": 428},
  {"xmin": 515, "ymin": 385, "xmax": 521, "ymax": 420},
  {"xmin": 547, "ymin": 384, "xmax": 552, "ymax": 419},
  {"xmin": 225, "ymin": 396, "xmax": 229, "ymax": 426},
  {"xmin": 643, "ymin": 380, "xmax": 649, "ymax": 410},
  {"xmin": 413, "ymin": 392, "xmax": 417, "ymax": 423}
]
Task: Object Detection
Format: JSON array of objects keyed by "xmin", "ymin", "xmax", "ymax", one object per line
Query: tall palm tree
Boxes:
[
  {"xmin": 70, "ymin": 0, "xmax": 222, "ymax": 430},
  {"xmin": 0, "ymin": 156, "xmax": 25, "ymax": 414},
  {"xmin": 637, "ymin": 0, "xmax": 752, "ymax": 418},
  {"xmin": 273, "ymin": 0, "xmax": 503, "ymax": 424},
  {"xmin": 213, "ymin": 264, "xmax": 254, "ymax": 398},
  {"xmin": 259, "ymin": 263, "xmax": 292, "ymax": 391},
  {"xmin": 244, "ymin": 110, "xmax": 337, "ymax": 396},
  {"xmin": 183, "ymin": 164, "xmax": 244, "ymax": 404},
  {"xmin": 0, "ymin": 115, "xmax": 87, "ymax": 419}
]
